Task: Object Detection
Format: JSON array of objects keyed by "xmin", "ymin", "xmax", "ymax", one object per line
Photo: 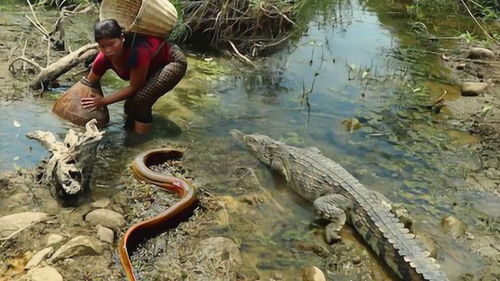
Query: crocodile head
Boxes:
[{"xmin": 230, "ymin": 129, "xmax": 285, "ymax": 169}]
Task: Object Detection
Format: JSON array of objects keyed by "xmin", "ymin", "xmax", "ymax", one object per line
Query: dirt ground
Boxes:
[{"xmin": 443, "ymin": 45, "xmax": 500, "ymax": 197}]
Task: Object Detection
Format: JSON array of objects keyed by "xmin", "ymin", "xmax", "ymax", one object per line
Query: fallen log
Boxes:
[
  {"xmin": 27, "ymin": 119, "xmax": 104, "ymax": 205},
  {"xmin": 8, "ymin": 43, "xmax": 98, "ymax": 91},
  {"xmin": 31, "ymin": 43, "xmax": 98, "ymax": 90}
]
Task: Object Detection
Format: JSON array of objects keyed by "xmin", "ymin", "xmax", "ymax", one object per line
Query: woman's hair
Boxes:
[
  {"xmin": 94, "ymin": 19, "xmax": 123, "ymax": 41},
  {"xmin": 94, "ymin": 19, "xmax": 151, "ymax": 68}
]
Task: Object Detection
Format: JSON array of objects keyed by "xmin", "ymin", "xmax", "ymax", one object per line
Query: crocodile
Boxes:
[{"xmin": 230, "ymin": 129, "xmax": 449, "ymax": 281}]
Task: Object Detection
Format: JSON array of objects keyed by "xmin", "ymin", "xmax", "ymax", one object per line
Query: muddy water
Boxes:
[{"xmin": 1, "ymin": 0, "xmax": 498, "ymax": 280}]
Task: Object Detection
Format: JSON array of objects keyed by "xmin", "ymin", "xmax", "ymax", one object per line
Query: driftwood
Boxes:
[
  {"xmin": 26, "ymin": 119, "xmax": 104, "ymax": 204},
  {"xmin": 8, "ymin": 43, "xmax": 98, "ymax": 90}
]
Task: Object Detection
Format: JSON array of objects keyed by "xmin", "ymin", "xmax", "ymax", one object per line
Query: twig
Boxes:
[
  {"xmin": 24, "ymin": 15, "xmax": 51, "ymax": 40},
  {"xmin": 459, "ymin": 0, "xmax": 493, "ymax": 40},
  {"xmin": 0, "ymin": 226, "xmax": 30, "ymax": 248},
  {"xmin": 8, "ymin": 56, "xmax": 43, "ymax": 72},
  {"xmin": 228, "ymin": 40, "xmax": 257, "ymax": 67},
  {"xmin": 22, "ymin": 38, "xmax": 28, "ymax": 72},
  {"xmin": 46, "ymin": 36, "xmax": 51, "ymax": 67}
]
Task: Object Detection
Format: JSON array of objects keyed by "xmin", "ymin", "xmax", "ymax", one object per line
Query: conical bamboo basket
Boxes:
[
  {"xmin": 99, "ymin": 0, "xmax": 178, "ymax": 38},
  {"xmin": 52, "ymin": 78, "xmax": 109, "ymax": 128}
]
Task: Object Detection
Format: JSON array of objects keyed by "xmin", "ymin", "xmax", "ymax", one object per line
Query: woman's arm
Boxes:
[
  {"xmin": 87, "ymin": 70, "xmax": 102, "ymax": 85},
  {"xmin": 82, "ymin": 63, "xmax": 149, "ymax": 110}
]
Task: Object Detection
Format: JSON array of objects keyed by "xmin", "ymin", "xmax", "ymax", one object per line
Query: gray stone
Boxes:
[
  {"xmin": 46, "ymin": 234, "xmax": 65, "ymax": 246},
  {"xmin": 468, "ymin": 48, "xmax": 496, "ymax": 60},
  {"xmin": 0, "ymin": 212, "xmax": 50, "ymax": 239},
  {"xmin": 96, "ymin": 225, "xmax": 114, "ymax": 243},
  {"xmin": 416, "ymin": 233, "xmax": 438, "ymax": 258},
  {"xmin": 27, "ymin": 266, "xmax": 63, "ymax": 281},
  {"xmin": 441, "ymin": 216, "xmax": 465, "ymax": 239},
  {"xmin": 25, "ymin": 247, "xmax": 53, "ymax": 269},
  {"xmin": 302, "ymin": 266, "xmax": 326, "ymax": 281},
  {"xmin": 85, "ymin": 209, "xmax": 124, "ymax": 229},
  {"xmin": 461, "ymin": 82, "xmax": 489, "ymax": 96},
  {"xmin": 91, "ymin": 198, "xmax": 111, "ymax": 209},
  {"xmin": 48, "ymin": 235, "xmax": 103, "ymax": 262}
]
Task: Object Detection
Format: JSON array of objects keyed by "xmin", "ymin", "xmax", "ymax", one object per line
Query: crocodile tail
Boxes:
[{"xmin": 351, "ymin": 200, "xmax": 449, "ymax": 281}]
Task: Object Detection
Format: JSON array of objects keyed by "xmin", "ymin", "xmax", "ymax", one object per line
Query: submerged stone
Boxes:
[
  {"xmin": 461, "ymin": 82, "xmax": 489, "ymax": 96},
  {"xmin": 302, "ymin": 266, "xmax": 326, "ymax": 281},
  {"xmin": 48, "ymin": 235, "xmax": 104, "ymax": 262},
  {"xmin": 468, "ymin": 48, "xmax": 496, "ymax": 60},
  {"xmin": 27, "ymin": 266, "xmax": 63, "ymax": 281},
  {"xmin": 85, "ymin": 208, "xmax": 125, "ymax": 229}
]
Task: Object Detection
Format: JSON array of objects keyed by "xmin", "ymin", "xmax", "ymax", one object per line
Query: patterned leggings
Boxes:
[{"xmin": 124, "ymin": 45, "xmax": 187, "ymax": 123}]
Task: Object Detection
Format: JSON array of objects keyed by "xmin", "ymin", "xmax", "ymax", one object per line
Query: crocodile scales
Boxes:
[{"xmin": 231, "ymin": 130, "xmax": 449, "ymax": 281}]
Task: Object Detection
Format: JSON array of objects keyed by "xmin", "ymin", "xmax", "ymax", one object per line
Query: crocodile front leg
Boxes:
[{"xmin": 313, "ymin": 194, "xmax": 352, "ymax": 243}]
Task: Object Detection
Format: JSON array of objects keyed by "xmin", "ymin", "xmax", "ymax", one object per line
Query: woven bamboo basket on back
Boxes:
[{"xmin": 99, "ymin": 0, "xmax": 178, "ymax": 38}]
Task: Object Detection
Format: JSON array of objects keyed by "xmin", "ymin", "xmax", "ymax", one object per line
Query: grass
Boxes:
[{"xmin": 407, "ymin": 0, "xmax": 499, "ymax": 20}]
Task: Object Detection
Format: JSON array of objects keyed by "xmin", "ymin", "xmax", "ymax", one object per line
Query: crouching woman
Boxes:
[{"xmin": 81, "ymin": 19, "xmax": 187, "ymax": 134}]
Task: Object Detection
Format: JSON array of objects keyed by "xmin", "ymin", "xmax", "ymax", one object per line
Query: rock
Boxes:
[
  {"xmin": 441, "ymin": 216, "xmax": 465, "ymax": 239},
  {"xmin": 461, "ymin": 82, "xmax": 489, "ymax": 96},
  {"xmin": 293, "ymin": 242, "xmax": 329, "ymax": 258},
  {"xmin": 302, "ymin": 266, "xmax": 326, "ymax": 281},
  {"xmin": 27, "ymin": 266, "xmax": 63, "ymax": 281},
  {"xmin": 25, "ymin": 247, "xmax": 53, "ymax": 269},
  {"xmin": 390, "ymin": 203, "xmax": 413, "ymax": 231},
  {"xmin": 456, "ymin": 63, "xmax": 466, "ymax": 70},
  {"xmin": 0, "ymin": 212, "xmax": 50, "ymax": 239},
  {"xmin": 46, "ymin": 234, "xmax": 65, "ymax": 246},
  {"xmin": 468, "ymin": 48, "xmax": 496, "ymax": 60},
  {"xmin": 91, "ymin": 198, "xmax": 111, "ymax": 209},
  {"xmin": 272, "ymin": 272, "xmax": 284, "ymax": 280},
  {"xmin": 416, "ymin": 233, "xmax": 438, "ymax": 258},
  {"xmin": 96, "ymin": 225, "xmax": 114, "ymax": 243},
  {"xmin": 186, "ymin": 237, "xmax": 241, "ymax": 281},
  {"xmin": 85, "ymin": 209, "xmax": 124, "ymax": 229},
  {"xmin": 48, "ymin": 235, "xmax": 103, "ymax": 262}
]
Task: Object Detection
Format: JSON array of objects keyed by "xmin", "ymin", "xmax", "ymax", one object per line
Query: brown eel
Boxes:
[{"xmin": 119, "ymin": 148, "xmax": 197, "ymax": 281}]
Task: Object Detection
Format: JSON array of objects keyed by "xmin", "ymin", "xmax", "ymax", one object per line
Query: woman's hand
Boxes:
[{"xmin": 81, "ymin": 94, "xmax": 105, "ymax": 110}]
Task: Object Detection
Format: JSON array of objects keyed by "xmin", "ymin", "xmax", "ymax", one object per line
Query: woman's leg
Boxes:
[{"xmin": 124, "ymin": 45, "xmax": 187, "ymax": 134}]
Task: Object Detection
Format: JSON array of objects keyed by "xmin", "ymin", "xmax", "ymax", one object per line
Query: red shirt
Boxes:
[{"xmin": 91, "ymin": 36, "xmax": 172, "ymax": 81}]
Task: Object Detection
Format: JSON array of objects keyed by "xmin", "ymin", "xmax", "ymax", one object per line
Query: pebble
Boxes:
[
  {"xmin": 441, "ymin": 216, "xmax": 465, "ymax": 239},
  {"xmin": 0, "ymin": 212, "xmax": 50, "ymax": 239},
  {"xmin": 96, "ymin": 224, "xmax": 114, "ymax": 243},
  {"xmin": 25, "ymin": 247, "xmax": 53, "ymax": 269},
  {"xmin": 91, "ymin": 198, "xmax": 111, "ymax": 209},
  {"xmin": 302, "ymin": 266, "xmax": 326, "ymax": 281},
  {"xmin": 27, "ymin": 266, "xmax": 63, "ymax": 281},
  {"xmin": 461, "ymin": 82, "xmax": 489, "ymax": 96},
  {"xmin": 46, "ymin": 234, "xmax": 65, "ymax": 246},
  {"xmin": 468, "ymin": 47, "xmax": 496, "ymax": 60},
  {"xmin": 48, "ymin": 235, "xmax": 104, "ymax": 262},
  {"xmin": 85, "ymin": 209, "xmax": 125, "ymax": 229}
]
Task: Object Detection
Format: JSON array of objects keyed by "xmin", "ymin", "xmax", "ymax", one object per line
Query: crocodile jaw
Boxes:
[{"xmin": 230, "ymin": 129, "xmax": 281, "ymax": 166}]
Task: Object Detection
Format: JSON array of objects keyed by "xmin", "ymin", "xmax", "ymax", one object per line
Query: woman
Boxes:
[{"xmin": 81, "ymin": 19, "xmax": 187, "ymax": 134}]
